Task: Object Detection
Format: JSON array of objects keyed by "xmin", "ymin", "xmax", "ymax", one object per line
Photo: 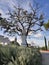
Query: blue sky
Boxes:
[
  {"xmin": 0, "ymin": 0, "xmax": 49, "ymax": 47},
  {"xmin": 35, "ymin": 0, "xmax": 49, "ymax": 21}
]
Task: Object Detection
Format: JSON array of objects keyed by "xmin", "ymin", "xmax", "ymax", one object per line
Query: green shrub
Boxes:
[
  {"xmin": 0, "ymin": 46, "xmax": 42, "ymax": 65},
  {"xmin": 40, "ymin": 46, "xmax": 47, "ymax": 50}
]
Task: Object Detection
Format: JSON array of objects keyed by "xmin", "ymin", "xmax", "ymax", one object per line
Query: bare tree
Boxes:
[{"xmin": 0, "ymin": 4, "xmax": 44, "ymax": 47}]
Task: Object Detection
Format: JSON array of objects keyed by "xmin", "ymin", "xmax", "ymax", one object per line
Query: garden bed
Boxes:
[{"xmin": 0, "ymin": 45, "xmax": 42, "ymax": 65}]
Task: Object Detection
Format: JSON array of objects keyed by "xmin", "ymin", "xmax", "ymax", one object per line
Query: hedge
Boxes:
[{"xmin": 0, "ymin": 45, "xmax": 42, "ymax": 65}]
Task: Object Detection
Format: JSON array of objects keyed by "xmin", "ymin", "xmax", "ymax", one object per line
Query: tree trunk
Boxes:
[
  {"xmin": 44, "ymin": 36, "xmax": 47, "ymax": 50},
  {"xmin": 21, "ymin": 35, "xmax": 28, "ymax": 47}
]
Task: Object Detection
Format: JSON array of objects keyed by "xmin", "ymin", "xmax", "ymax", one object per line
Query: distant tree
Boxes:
[
  {"xmin": 44, "ymin": 20, "xmax": 49, "ymax": 50},
  {"xmin": 0, "ymin": 4, "xmax": 44, "ymax": 47},
  {"xmin": 44, "ymin": 20, "xmax": 49, "ymax": 30},
  {"xmin": 11, "ymin": 38, "xmax": 20, "ymax": 46}
]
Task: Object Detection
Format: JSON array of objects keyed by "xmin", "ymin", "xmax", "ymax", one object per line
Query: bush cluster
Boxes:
[{"xmin": 0, "ymin": 45, "xmax": 42, "ymax": 65}]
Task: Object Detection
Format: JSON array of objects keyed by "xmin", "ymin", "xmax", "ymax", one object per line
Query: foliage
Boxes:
[
  {"xmin": 0, "ymin": 44, "xmax": 2, "ymax": 47},
  {"xmin": 10, "ymin": 41, "xmax": 20, "ymax": 46},
  {"xmin": 0, "ymin": 45, "xmax": 42, "ymax": 65},
  {"xmin": 39, "ymin": 46, "xmax": 47, "ymax": 50},
  {"xmin": 44, "ymin": 20, "xmax": 49, "ymax": 30}
]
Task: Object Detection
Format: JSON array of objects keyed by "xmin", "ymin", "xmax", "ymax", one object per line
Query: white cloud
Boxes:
[
  {"xmin": 0, "ymin": 8, "xmax": 9, "ymax": 18},
  {"xmin": 0, "ymin": 9, "xmax": 4, "ymax": 15},
  {"xmin": 9, "ymin": 37, "xmax": 15, "ymax": 41},
  {"xmin": 34, "ymin": 32, "xmax": 43, "ymax": 38},
  {"xmin": 0, "ymin": 0, "xmax": 33, "ymax": 11}
]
